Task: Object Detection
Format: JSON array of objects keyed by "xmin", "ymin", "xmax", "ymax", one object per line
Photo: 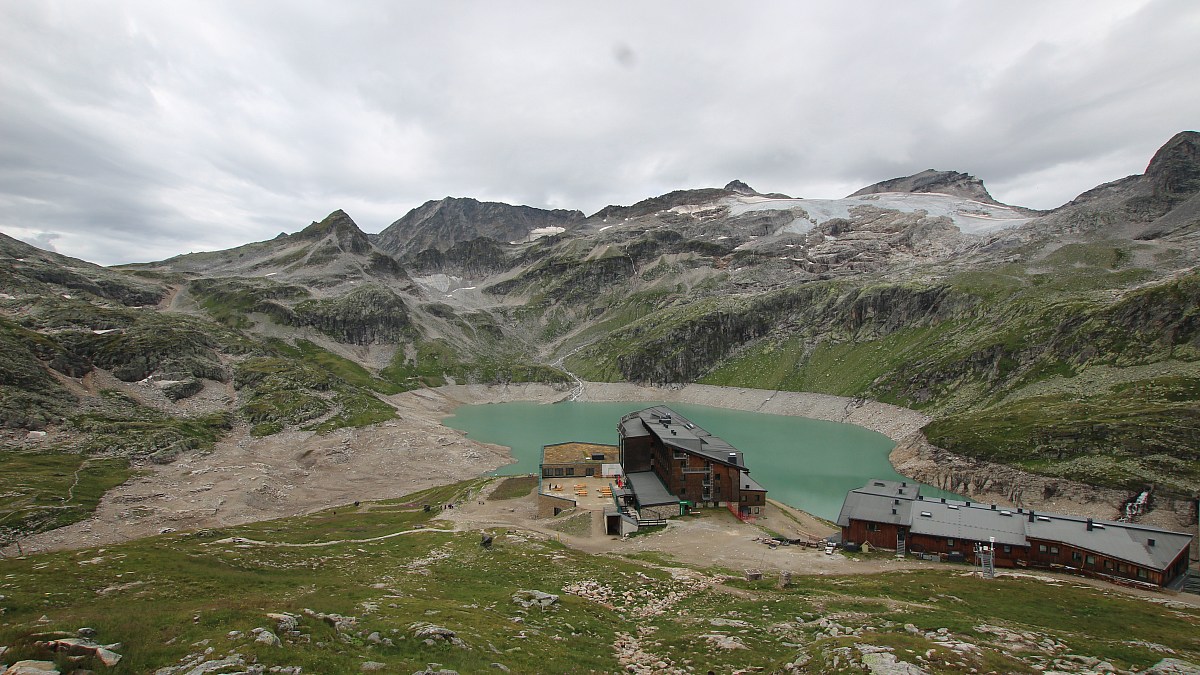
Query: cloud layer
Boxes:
[{"xmin": 1, "ymin": 1, "xmax": 1198, "ymax": 265}]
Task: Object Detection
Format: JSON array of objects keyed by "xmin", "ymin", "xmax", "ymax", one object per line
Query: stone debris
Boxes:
[
  {"xmin": 253, "ymin": 630, "xmax": 282, "ymax": 647},
  {"xmin": 511, "ymin": 589, "xmax": 559, "ymax": 609},
  {"xmin": 153, "ymin": 653, "xmax": 246, "ymax": 675},
  {"xmin": 408, "ymin": 622, "xmax": 466, "ymax": 649},
  {"xmin": 35, "ymin": 637, "xmax": 123, "ymax": 667},
  {"xmin": 1142, "ymin": 658, "xmax": 1200, "ymax": 674},
  {"xmin": 302, "ymin": 609, "xmax": 358, "ymax": 634},
  {"xmin": 700, "ymin": 633, "xmax": 748, "ymax": 650},
  {"xmin": 359, "ymin": 662, "xmax": 387, "ymax": 672},
  {"xmin": 266, "ymin": 613, "xmax": 299, "ymax": 634},
  {"xmin": 3, "ymin": 662, "xmax": 61, "ymax": 675},
  {"xmin": 612, "ymin": 628, "xmax": 687, "ymax": 675},
  {"xmin": 856, "ymin": 644, "xmax": 930, "ymax": 675}
]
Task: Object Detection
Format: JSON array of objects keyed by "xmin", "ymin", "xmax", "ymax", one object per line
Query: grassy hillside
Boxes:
[
  {"xmin": 563, "ymin": 249, "xmax": 1200, "ymax": 495},
  {"xmin": 0, "ymin": 479, "xmax": 1196, "ymax": 673}
]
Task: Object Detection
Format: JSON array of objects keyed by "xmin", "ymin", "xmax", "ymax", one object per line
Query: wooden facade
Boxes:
[
  {"xmin": 838, "ymin": 480, "xmax": 1195, "ymax": 588},
  {"xmin": 618, "ymin": 407, "xmax": 767, "ymax": 516}
]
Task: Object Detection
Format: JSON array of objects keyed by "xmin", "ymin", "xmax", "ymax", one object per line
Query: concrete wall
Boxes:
[{"xmin": 537, "ymin": 492, "xmax": 576, "ymax": 518}]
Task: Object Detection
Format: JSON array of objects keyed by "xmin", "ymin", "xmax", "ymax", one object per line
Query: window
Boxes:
[
  {"xmin": 1118, "ymin": 564, "xmax": 1127, "ymax": 573},
  {"xmin": 867, "ymin": 523, "xmax": 880, "ymax": 532},
  {"xmin": 554, "ymin": 468, "xmax": 563, "ymax": 477},
  {"xmin": 680, "ymin": 487, "xmax": 686, "ymax": 495},
  {"xmin": 1038, "ymin": 544, "xmax": 1047, "ymax": 553},
  {"xmin": 1104, "ymin": 560, "xmax": 1113, "ymax": 570},
  {"xmin": 1085, "ymin": 555, "xmax": 1096, "ymax": 565},
  {"xmin": 566, "ymin": 468, "xmax": 574, "ymax": 476},
  {"xmin": 674, "ymin": 451, "xmax": 686, "ymax": 460},
  {"xmin": 1003, "ymin": 545, "xmax": 1012, "ymax": 553},
  {"xmin": 585, "ymin": 467, "xmax": 595, "ymax": 477},
  {"xmin": 543, "ymin": 468, "xmax": 552, "ymax": 477},
  {"xmin": 946, "ymin": 538, "xmax": 955, "ymax": 547},
  {"xmin": 1137, "ymin": 569, "xmax": 1149, "ymax": 580},
  {"xmin": 1072, "ymin": 552, "xmax": 1082, "ymax": 562},
  {"xmin": 1050, "ymin": 546, "xmax": 1059, "ymax": 555}
]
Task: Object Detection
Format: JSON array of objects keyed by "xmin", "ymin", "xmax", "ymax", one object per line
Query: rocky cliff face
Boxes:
[
  {"xmin": 849, "ymin": 168, "xmax": 1005, "ymax": 206},
  {"xmin": 373, "ymin": 197, "xmax": 584, "ymax": 256}
]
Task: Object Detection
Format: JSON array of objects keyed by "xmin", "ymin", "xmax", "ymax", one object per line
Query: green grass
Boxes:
[
  {"xmin": 273, "ymin": 339, "xmax": 404, "ymax": 395},
  {"xmin": 0, "ymin": 452, "xmax": 132, "ymax": 541},
  {"xmin": 489, "ymin": 475, "xmax": 538, "ymax": 500},
  {"xmin": 0, "ymin": 479, "xmax": 1196, "ymax": 673},
  {"xmin": 925, "ymin": 379, "xmax": 1200, "ymax": 492}
]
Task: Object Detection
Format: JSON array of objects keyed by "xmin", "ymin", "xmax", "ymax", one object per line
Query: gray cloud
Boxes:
[{"xmin": 0, "ymin": 0, "xmax": 1197, "ymax": 265}]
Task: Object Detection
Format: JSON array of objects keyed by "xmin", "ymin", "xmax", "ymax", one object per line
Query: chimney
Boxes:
[
  {"xmin": 1086, "ymin": 518, "xmax": 1093, "ymax": 531},
  {"xmin": 990, "ymin": 504, "xmax": 996, "ymax": 510},
  {"xmin": 1028, "ymin": 510, "xmax": 1035, "ymax": 523},
  {"xmin": 940, "ymin": 498, "xmax": 946, "ymax": 503},
  {"xmin": 964, "ymin": 501, "xmax": 971, "ymax": 507}
]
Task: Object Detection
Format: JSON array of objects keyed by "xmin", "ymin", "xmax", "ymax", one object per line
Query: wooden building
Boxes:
[
  {"xmin": 617, "ymin": 406, "xmax": 767, "ymax": 518},
  {"xmin": 837, "ymin": 479, "xmax": 1193, "ymax": 588}
]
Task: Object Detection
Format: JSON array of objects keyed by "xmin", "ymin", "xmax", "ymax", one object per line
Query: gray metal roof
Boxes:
[
  {"xmin": 836, "ymin": 490, "xmax": 912, "ymax": 528},
  {"xmin": 626, "ymin": 406, "xmax": 744, "ymax": 467},
  {"xmin": 909, "ymin": 501, "xmax": 1028, "ymax": 547},
  {"xmin": 620, "ymin": 416, "xmax": 651, "ymax": 438},
  {"xmin": 839, "ymin": 480, "xmax": 1194, "ymax": 571},
  {"xmin": 1026, "ymin": 514, "xmax": 1193, "ymax": 571},
  {"xmin": 739, "ymin": 471, "xmax": 766, "ymax": 493},
  {"xmin": 625, "ymin": 470, "xmax": 679, "ymax": 507}
]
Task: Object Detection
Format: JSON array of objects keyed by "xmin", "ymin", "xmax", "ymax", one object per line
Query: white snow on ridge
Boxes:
[{"xmin": 724, "ymin": 192, "xmax": 1032, "ymax": 235}]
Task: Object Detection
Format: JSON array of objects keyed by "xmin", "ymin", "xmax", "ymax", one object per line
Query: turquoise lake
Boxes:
[{"xmin": 443, "ymin": 400, "xmax": 955, "ymax": 521}]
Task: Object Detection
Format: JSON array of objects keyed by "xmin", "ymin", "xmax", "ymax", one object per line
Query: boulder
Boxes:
[
  {"xmin": 511, "ymin": 590, "xmax": 559, "ymax": 609},
  {"xmin": 34, "ymin": 637, "xmax": 122, "ymax": 667},
  {"xmin": 2, "ymin": 662, "xmax": 61, "ymax": 675},
  {"xmin": 254, "ymin": 630, "xmax": 282, "ymax": 647},
  {"xmin": 408, "ymin": 623, "xmax": 466, "ymax": 649}
]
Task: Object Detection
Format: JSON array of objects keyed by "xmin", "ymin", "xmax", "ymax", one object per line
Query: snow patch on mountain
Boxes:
[{"xmin": 726, "ymin": 193, "xmax": 1033, "ymax": 235}]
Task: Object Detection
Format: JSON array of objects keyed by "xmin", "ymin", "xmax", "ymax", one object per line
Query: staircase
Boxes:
[{"xmin": 896, "ymin": 535, "xmax": 906, "ymax": 557}]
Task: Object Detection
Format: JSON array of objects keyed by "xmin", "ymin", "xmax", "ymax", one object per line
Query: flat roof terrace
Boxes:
[{"xmin": 542, "ymin": 442, "xmax": 618, "ymax": 465}]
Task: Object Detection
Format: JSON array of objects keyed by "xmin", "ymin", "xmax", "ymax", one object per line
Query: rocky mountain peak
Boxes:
[
  {"xmin": 1144, "ymin": 130, "xmax": 1200, "ymax": 200},
  {"xmin": 373, "ymin": 197, "xmax": 584, "ymax": 256},
  {"xmin": 724, "ymin": 180, "xmax": 759, "ymax": 195},
  {"xmin": 849, "ymin": 169, "xmax": 999, "ymax": 205},
  {"xmin": 295, "ymin": 209, "xmax": 371, "ymax": 255}
]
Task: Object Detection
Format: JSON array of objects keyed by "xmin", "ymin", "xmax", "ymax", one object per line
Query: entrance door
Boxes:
[{"xmin": 606, "ymin": 514, "xmax": 621, "ymax": 535}]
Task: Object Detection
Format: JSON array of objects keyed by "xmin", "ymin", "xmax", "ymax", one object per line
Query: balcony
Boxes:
[{"xmin": 682, "ymin": 467, "xmax": 712, "ymax": 475}]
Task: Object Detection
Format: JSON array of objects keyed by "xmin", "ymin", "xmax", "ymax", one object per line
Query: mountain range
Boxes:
[{"xmin": 2, "ymin": 130, "xmax": 1199, "ymax": 542}]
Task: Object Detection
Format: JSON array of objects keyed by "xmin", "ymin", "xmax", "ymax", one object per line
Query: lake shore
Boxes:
[
  {"xmin": 419, "ymin": 382, "xmax": 1195, "ymax": 535},
  {"xmin": 419, "ymin": 381, "xmax": 931, "ymax": 443}
]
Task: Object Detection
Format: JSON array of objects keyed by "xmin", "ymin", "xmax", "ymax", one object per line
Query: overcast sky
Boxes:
[{"xmin": 2, "ymin": 1, "xmax": 1198, "ymax": 266}]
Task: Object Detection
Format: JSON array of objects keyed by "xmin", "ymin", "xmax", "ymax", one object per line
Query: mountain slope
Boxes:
[
  {"xmin": 373, "ymin": 197, "xmax": 584, "ymax": 256},
  {"xmin": 2, "ymin": 131, "xmax": 1199, "ymax": 542}
]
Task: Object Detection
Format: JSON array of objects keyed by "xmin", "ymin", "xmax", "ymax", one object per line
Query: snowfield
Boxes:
[{"xmin": 725, "ymin": 192, "xmax": 1033, "ymax": 235}]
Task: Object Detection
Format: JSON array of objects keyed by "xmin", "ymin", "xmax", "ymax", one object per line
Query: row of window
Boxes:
[{"xmin": 541, "ymin": 467, "xmax": 597, "ymax": 477}]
